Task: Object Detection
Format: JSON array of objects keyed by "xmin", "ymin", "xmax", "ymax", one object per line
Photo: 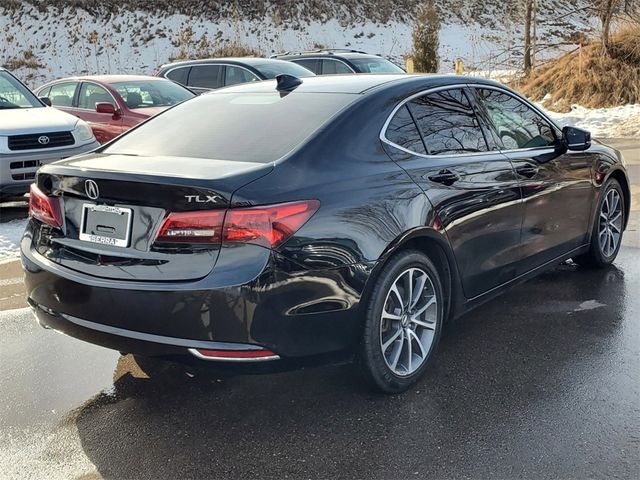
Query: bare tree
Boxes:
[
  {"xmin": 590, "ymin": 0, "xmax": 639, "ymax": 53},
  {"xmin": 523, "ymin": 0, "xmax": 536, "ymax": 74}
]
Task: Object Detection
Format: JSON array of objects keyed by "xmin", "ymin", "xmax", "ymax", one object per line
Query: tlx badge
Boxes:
[{"xmin": 185, "ymin": 194, "xmax": 222, "ymax": 203}]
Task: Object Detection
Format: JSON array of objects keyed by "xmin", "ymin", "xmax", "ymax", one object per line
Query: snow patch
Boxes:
[
  {"xmin": 545, "ymin": 104, "xmax": 640, "ymax": 138},
  {"xmin": 0, "ymin": 219, "xmax": 27, "ymax": 261}
]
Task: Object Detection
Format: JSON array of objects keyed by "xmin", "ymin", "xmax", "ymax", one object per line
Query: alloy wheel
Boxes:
[
  {"xmin": 598, "ymin": 189, "xmax": 623, "ymax": 258},
  {"xmin": 379, "ymin": 267, "xmax": 438, "ymax": 376}
]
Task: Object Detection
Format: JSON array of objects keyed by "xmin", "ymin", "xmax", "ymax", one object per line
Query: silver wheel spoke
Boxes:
[
  {"xmin": 379, "ymin": 266, "xmax": 439, "ymax": 377},
  {"xmin": 405, "ymin": 332, "xmax": 412, "ymax": 372},
  {"xmin": 382, "ymin": 310, "xmax": 402, "ymax": 321},
  {"xmin": 389, "ymin": 284, "xmax": 403, "ymax": 309},
  {"xmin": 412, "ymin": 296, "xmax": 436, "ymax": 318},
  {"xmin": 410, "ymin": 272, "xmax": 427, "ymax": 309},
  {"xmin": 408, "ymin": 329, "xmax": 427, "ymax": 358},
  {"xmin": 405, "ymin": 269, "xmax": 413, "ymax": 309},
  {"xmin": 389, "ymin": 339, "xmax": 403, "ymax": 370},
  {"xmin": 382, "ymin": 327, "xmax": 402, "ymax": 352},
  {"xmin": 598, "ymin": 189, "xmax": 623, "ymax": 258},
  {"xmin": 411, "ymin": 317, "xmax": 437, "ymax": 330}
]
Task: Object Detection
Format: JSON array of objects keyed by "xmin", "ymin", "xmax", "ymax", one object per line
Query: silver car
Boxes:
[{"xmin": 0, "ymin": 68, "xmax": 99, "ymax": 201}]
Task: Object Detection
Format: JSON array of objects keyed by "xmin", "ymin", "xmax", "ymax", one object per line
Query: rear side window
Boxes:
[
  {"xmin": 48, "ymin": 82, "xmax": 77, "ymax": 107},
  {"xmin": 188, "ymin": 65, "xmax": 223, "ymax": 89},
  {"xmin": 292, "ymin": 59, "xmax": 320, "ymax": 74},
  {"xmin": 166, "ymin": 67, "xmax": 189, "ymax": 85},
  {"xmin": 476, "ymin": 88, "xmax": 556, "ymax": 150},
  {"xmin": 224, "ymin": 66, "xmax": 258, "ymax": 86},
  {"xmin": 385, "ymin": 105, "xmax": 426, "ymax": 155},
  {"xmin": 104, "ymin": 92, "xmax": 357, "ymax": 163},
  {"xmin": 409, "ymin": 89, "xmax": 488, "ymax": 155},
  {"xmin": 322, "ymin": 59, "xmax": 353, "ymax": 75},
  {"xmin": 78, "ymin": 83, "xmax": 114, "ymax": 109}
]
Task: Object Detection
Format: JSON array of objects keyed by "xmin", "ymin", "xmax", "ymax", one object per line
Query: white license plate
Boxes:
[{"xmin": 79, "ymin": 204, "xmax": 132, "ymax": 248}]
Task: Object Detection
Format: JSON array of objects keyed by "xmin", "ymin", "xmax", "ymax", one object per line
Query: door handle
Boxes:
[
  {"xmin": 515, "ymin": 164, "xmax": 539, "ymax": 178},
  {"xmin": 428, "ymin": 169, "xmax": 460, "ymax": 186}
]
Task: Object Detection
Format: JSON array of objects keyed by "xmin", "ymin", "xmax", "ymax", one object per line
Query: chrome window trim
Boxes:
[
  {"xmin": 380, "ymin": 83, "xmax": 563, "ymax": 159},
  {"xmin": 164, "ymin": 63, "xmax": 261, "ymax": 86},
  {"xmin": 380, "ymin": 84, "xmax": 484, "ymax": 159},
  {"xmin": 75, "ymin": 80, "xmax": 119, "ymax": 111}
]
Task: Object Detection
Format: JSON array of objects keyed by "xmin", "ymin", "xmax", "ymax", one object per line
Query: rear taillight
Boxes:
[
  {"xmin": 155, "ymin": 210, "xmax": 225, "ymax": 244},
  {"xmin": 28, "ymin": 183, "xmax": 62, "ymax": 229},
  {"xmin": 154, "ymin": 200, "xmax": 319, "ymax": 248},
  {"xmin": 222, "ymin": 200, "xmax": 320, "ymax": 248}
]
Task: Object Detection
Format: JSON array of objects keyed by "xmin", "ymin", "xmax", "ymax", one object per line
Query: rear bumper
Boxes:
[{"xmin": 21, "ymin": 227, "xmax": 369, "ymax": 362}]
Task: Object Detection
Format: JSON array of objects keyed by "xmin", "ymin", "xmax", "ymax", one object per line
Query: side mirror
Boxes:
[
  {"xmin": 95, "ymin": 102, "xmax": 117, "ymax": 115},
  {"xmin": 563, "ymin": 126, "xmax": 591, "ymax": 151},
  {"xmin": 39, "ymin": 96, "xmax": 52, "ymax": 106}
]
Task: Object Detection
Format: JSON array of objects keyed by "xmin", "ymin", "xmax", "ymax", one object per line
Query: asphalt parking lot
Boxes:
[{"xmin": 0, "ymin": 139, "xmax": 639, "ymax": 479}]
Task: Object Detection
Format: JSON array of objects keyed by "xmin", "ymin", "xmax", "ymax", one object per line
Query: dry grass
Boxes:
[{"xmin": 518, "ymin": 25, "xmax": 640, "ymax": 111}]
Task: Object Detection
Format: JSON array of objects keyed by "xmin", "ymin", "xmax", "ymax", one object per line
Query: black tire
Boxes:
[
  {"xmin": 360, "ymin": 250, "xmax": 444, "ymax": 394},
  {"xmin": 574, "ymin": 178, "xmax": 625, "ymax": 268}
]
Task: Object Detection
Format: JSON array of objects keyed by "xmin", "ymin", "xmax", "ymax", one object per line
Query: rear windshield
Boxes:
[
  {"xmin": 104, "ymin": 91, "xmax": 356, "ymax": 162},
  {"xmin": 350, "ymin": 58, "xmax": 405, "ymax": 74},
  {"xmin": 252, "ymin": 62, "xmax": 315, "ymax": 79},
  {"xmin": 111, "ymin": 80, "xmax": 194, "ymax": 108}
]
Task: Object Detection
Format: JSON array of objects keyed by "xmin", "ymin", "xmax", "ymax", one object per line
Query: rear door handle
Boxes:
[
  {"xmin": 515, "ymin": 164, "xmax": 539, "ymax": 178},
  {"xmin": 428, "ymin": 169, "xmax": 460, "ymax": 186}
]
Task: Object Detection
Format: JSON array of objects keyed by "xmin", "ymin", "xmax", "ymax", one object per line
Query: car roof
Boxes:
[
  {"xmin": 272, "ymin": 51, "xmax": 384, "ymax": 60},
  {"xmin": 43, "ymin": 74, "xmax": 167, "ymax": 84},
  {"xmin": 159, "ymin": 57, "xmax": 295, "ymax": 69},
  {"xmin": 214, "ymin": 74, "xmax": 506, "ymax": 95}
]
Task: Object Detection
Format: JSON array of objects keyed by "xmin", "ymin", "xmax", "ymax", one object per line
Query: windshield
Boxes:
[
  {"xmin": 111, "ymin": 80, "xmax": 195, "ymax": 109},
  {"xmin": 104, "ymin": 91, "xmax": 356, "ymax": 163},
  {"xmin": 349, "ymin": 58, "xmax": 405, "ymax": 74},
  {"xmin": 253, "ymin": 62, "xmax": 315, "ymax": 79},
  {"xmin": 0, "ymin": 71, "xmax": 42, "ymax": 109}
]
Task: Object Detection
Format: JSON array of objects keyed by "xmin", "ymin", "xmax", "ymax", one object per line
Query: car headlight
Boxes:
[{"xmin": 73, "ymin": 120, "xmax": 95, "ymax": 143}]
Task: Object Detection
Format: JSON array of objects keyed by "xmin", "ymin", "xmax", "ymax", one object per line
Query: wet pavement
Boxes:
[
  {"xmin": 1, "ymin": 249, "xmax": 639, "ymax": 479},
  {"xmin": 1, "ymin": 138, "xmax": 639, "ymax": 479}
]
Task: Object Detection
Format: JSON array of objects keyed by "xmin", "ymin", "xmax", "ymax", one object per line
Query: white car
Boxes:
[{"xmin": 0, "ymin": 68, "xmax": 99, "ymax": 201}]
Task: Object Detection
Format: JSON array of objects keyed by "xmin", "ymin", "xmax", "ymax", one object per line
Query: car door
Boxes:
[
  {"xmin": 43, "ymin": 81, "xmax": 79, "ymax": 114},
  {"xmin": 472, "ymin": 87, "xmax": 594, "ymax": 273},
  {"xmin": 73, "ymin": 82, "xmax": 124, "ymax": 143},
  {"xmin": 382, "ymin": 87, "xmax": 523, "ymax": 299},
  {"xmin": 186, "ymin": 64, "xmax": 223, "ymax": 94}
]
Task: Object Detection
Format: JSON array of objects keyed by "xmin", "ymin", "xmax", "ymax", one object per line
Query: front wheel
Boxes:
[
  {"xmin": 360, "ymin": 250, "xmax": 444, "ymax": 394},
  {"xmin": 574, "ymin": 178, "xmax": 625, "ymax": 268}
]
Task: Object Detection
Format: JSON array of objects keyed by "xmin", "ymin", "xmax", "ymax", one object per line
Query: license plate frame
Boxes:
[{"xmin": 79, "ymin": 203, "xmax": 133, "ymax": 248}]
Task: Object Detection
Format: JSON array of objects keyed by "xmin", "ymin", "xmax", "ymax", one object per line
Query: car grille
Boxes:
[{"xmin": 8, "ymin": 131, "xmax": 75, "ymax": 151}]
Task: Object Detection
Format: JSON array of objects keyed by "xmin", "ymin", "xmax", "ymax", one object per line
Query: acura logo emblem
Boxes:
[
  {"xmin": 85, "ymin": 180, "xmax": 99, "ymax": 200},
  {"xmin": 38, "ymin": 135, "xmax": 50, "ymax": 145}
]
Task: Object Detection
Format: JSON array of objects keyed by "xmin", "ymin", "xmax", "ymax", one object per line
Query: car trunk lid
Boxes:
[{"xmin": 31, "ymin": 153, "xmax": 273, "ymax": 282}]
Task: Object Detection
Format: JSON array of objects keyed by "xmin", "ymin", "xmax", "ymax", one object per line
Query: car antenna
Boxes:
[{"xmin": 275, "ymin": 74, "xmax": 302, "ymax": 96}]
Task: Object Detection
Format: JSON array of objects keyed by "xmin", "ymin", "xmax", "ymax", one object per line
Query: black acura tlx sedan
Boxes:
[{"xmin": 22, "ymin": 74, "xmax": 630, "ymax": 393}]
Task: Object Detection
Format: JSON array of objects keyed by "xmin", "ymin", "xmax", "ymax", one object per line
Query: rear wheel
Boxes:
[
  {"xmin": 574, "ymin": 179, "xmax": 625, "ymax": 268},
  {"xmin": 360, "ymin": 250, "xmax": 443, "ymax": 394}
]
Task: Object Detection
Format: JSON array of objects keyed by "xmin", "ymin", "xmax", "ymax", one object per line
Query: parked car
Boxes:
[
  {"xmin": 271, "ymin": 49, "xmax": 405, "ymax": 75},
  {"xmin": 22, "ymin": 74, "xmax": 630, "ymax": 393},
  {"xmin": 154, "ymin": 57, "xmax": 315, "ymax": 94},
  {"xmin": 0, "ymin": 68, "xmax": 98, "ymax": 201},
  {"xmin": 35, "ymin": 75, "xmax": 195, "ymax": 144}
]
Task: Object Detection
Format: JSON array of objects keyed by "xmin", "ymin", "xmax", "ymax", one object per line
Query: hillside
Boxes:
[{"xmin": 1, "ymin": 0, "xmax": 592, "ymax": 86}]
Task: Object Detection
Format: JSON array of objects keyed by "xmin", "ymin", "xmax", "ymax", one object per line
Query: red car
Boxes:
[{"xmin": 35, "ymin": 75, "xmax": 195, "ymax": 143}]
